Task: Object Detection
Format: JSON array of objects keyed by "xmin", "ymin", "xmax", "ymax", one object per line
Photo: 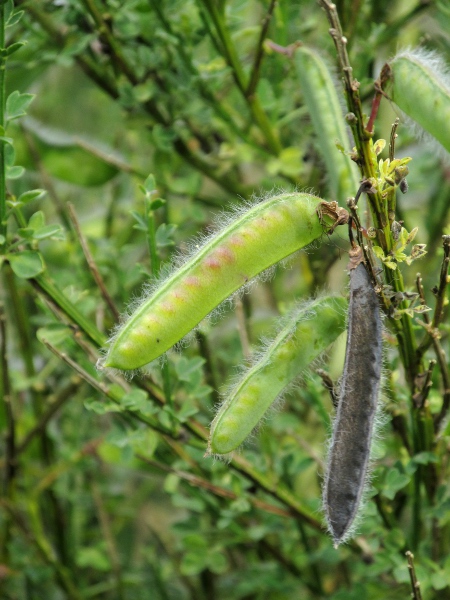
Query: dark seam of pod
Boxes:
[{"xmin": 323, "ymin": 259, "xmax": 382, "ymax": 546}]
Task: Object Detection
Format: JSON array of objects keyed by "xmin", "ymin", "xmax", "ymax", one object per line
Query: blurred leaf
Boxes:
[
  {"xmin": 155, "ymin": 223, "xmax": 177, "ymax": 247},
  {"xmin": 36, "ymin": 324, "xmax": 72, "ymax": 346},
  {"xmin": 6, "ymin": 90, "xmax": 34, "ymax": 121},
  {"xmin": 9, "ymin": 250, "xmax": 44, "ymax": 278},
  {"xmin": 28, "ymin": 210, "xmax": 45, "ymax": 230},
  {"xmin": 76, "ymin": 547, "xmax": 111, "ymax": 571},
  {"xmin": 18, "ymin": 189, "xmax": 46, "ymax": 204}
]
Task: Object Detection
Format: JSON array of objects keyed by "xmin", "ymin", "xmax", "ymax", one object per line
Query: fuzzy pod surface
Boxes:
[
  {"xmin": 323, "ymin": 261, "xmax": 382, "ymax": 547},
  {"xmin": 104, "ymin": 193, "xmax": 327, "ymax": 370},
  {"xmin": 209, "ymin": 295, "xmax": 348, "ymax": 455},
  {"xmin": 294, "ymin": 46, "xmax": 360, "ymax": 202},
  {"xmin": 384, "ymin": 49, "xmax": 450, "ymax": 154}
]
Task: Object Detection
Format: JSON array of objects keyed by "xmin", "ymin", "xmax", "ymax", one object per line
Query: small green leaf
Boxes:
[
  {"xmin": 84, "ymin": 399, "xmax": 122, "ymax": 414},
  {"xmin": 33, "ymin": 224, "xmax": 64, "ymax": 241},
  {"xmin": 120, "ymin": 389, "xmax": 149, "ymax": 411},
  {"xmin": 413, "ymin": 305, "xmax": 432, "ymax": 314},
  {"xmin": 155, "ymin": 223, "xmax": 177, "ymax": 247},
  {"xmin": 6, "ymin": 11, "xmax": 24, "ymax": 28},
  {"xmin": 0, "ymin": 136, "xmax": 14, "ymax": 146},
  {"xmin": 8, "ymin": 251, "xmax": 44, "ymax": 278},
  {"xmin": 152, "ymin": 124, "xmax": 176, "ymax": 151},
  {"xmin": 382, "ymin": 468, "xmax": 411, "ymax": 500},
  {"xmin": 6, "ymin": 165, "xmax": 25, "ymax": 179},
  {"xmin": 18, "ymin": 189, "xmax": 46, "ymax": 204},
  {"xmin": 3, "ymin": 1, "xmax": 14, "ymax": 24},
  {"xmin": 130, "ymin": 210, "xmax": 147, "ymax": 232},
  {"xmin": 29, "ymin": 211, "xmax": 45, "ymax": 230},
  {"xmin": 17, "ymin": 227, "xmax": 34, "ymax": 239},
  {"xmin": 37, "ymin": 324, "xmax": 72, "ymax": 346},
  {"xmin": 6, "ymin": 91, "xmax": 35, "ymax": 121},
  {"xmin": 175, "ymin": 357, "xmax": 205, "ymax": 382},
  {"xmin": 406, "ymin": 226, "xmax": 418, "ymax": 245},
  {"xmin": 76, "ymin": 547, "xmax": 111, "ymax": 571},
  {"xmin": 207, "ymin": 551, "xmax": 228, "ymax": 574},
  {"xmin": 373, "ymin": 139, "xmax": 386, "ymax": 155},
  {"xmin": 372, "ymin": 246, "xmax": 385, "ymax": 260},
  {"xmin": 411, "ymin": 451, "xmax": 438, "ymax": 465},
  {"xmin": 143, "ymin": 174, "xmax": 156, "ymax": 194},
  {"xmin": 150, "ymin": 198, "xmax": 165, "ymax": 210},
  {"xmin": 4, "ymin": 41, "xmax": 25, "ymax": 56}
]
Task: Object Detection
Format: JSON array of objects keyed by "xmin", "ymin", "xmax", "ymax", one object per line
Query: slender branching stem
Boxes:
[
  {"xmin": 0, "ymin": 3, "xmax": 6, "ymax": 247},
  {"xmin": 68, "ymin": 202, "xmax": 120, "ymax": 320},
  {"xmin": 197, "ymin": 0, "xmax": 281, "ymax": 154}
]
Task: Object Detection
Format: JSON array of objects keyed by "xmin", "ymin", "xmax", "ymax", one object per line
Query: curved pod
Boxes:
[
  {"xmin": 104, "ymin": 193, "xmax": 327, "ymax": 370},
  {"xmin": 209, "ymin": 296, "xmax": 347, "ymax": 455},
  {"xmin": 323, "ymin": 261, "xmax": 382, "ymax": 547},
  {"xmin": 384, "ymin": 49, "xmax": 450, "ymax": 154},
  {"xmin": 294, "ymin": 46, "xmax": 360, "ymax": 202}
]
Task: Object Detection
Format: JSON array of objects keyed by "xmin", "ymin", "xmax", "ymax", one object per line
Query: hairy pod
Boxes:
[
  {"xmin": 323, "ymin": 261, "xmax": 382, "ymax": 547},
  {"xmin": 104, "ymin": 193, "xmax": 328, "ymax": 370},
  {"xmin": 294, "ymin": 46, "xmax": 360, "ymax": 202},
  {"xmin": 384, "ymin": 49, "xmax": 450, "ymax": 154},
  {"xmin": 209, "ymin": 296, "xmax": 347, "ymax": 455}
]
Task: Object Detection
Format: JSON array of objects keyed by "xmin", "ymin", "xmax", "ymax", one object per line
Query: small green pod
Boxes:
[
  {"xmin": 294, "ymin": 46, "xmax": 360, "ymax": 202},
  {"xmin": 209, "ymin": 296, "xmax": 347, "ymax": 455},
  {"xmin": 384, "ymin": 49, "xmax": 450, "ymax": 154},
  {"xmin": 104, "ymin": 193, "xmax": 328, "ymax": 370}
]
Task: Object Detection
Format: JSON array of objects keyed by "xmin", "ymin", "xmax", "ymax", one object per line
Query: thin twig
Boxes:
[
  {"xmin": 0, "ymin": 304, "xmax": 16, "ymax": 492},
  {"xmin": 412, "ymin": 360, "xmax": 436, "ymax": 409},
  {"xmin": 405, "ymin": 551, "xmax": 423, "ymax": 600},
  {"xmin": 1, "ymin": 500, "xmax": 83, "ymax": 600},
  {"xmin": 136, "ymin": 454, "xmax": 293, "ymax": 518},
  {"xmin": 74, "ymin": 137, "xmax": 147, "ymax": 178},
  {"xmin": 197, "ymin": 0, "xmax": 281, "ymax": 154},
  {"xmin": 67, "ymin": 202, "xmax": 120, "ymax": 320},
  {"xmin": 21, "ymin": 125, "xmax": 71, "ymax": 229},
  {"xmin": 431, "ymin": 235, "xmax": 450, "ymax": 330},
  {"xmin": 91, "ymin": 479, "xmax": 125, "ymax": 600},
  {"xmin": 40, "ymin": 337, "xmax": 173, "ymax": 437},
  {"xmin": 416, "ymin": 270, "xmax": 450, "ymax": 430},
  {"xmin": 246, "ymin": 0, "xmax": 277, "ymax": 97},
  {"xmin": 16, "ymin": 380, "xmax": 81, "ymax": 455}
]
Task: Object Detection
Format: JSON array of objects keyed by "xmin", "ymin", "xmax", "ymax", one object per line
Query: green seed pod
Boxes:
[
  {"xmin": 209, "ymin": 296, "xmax": 347, "ymax": 455},
  {"xmin": 384, "ymin": 49, "xmax": 450, "ymax": 154},
  {"xmin": 103, "ymin": 193, "xmax": 329, "ymax": 370},
  {"xmin": 294, "ymin": 46, "xmax": 360, "ymax": 202}
]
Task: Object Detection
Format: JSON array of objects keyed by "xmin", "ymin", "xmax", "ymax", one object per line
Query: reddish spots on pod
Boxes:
[
  {"xmin": 204, "ymin": 256, "xmax": 221, "ymax": 270},
  {"xmin": 168, "ymin": 289, "xmax": 186, "ymax": 302},
  {"xmin": 253, "ymin": 216, "xmax": 273, "ymax": 231},
  {"xmin": 228, "ymin": 234, "xmax": 245, "ymax": 248},
  {"xmin": 184, "ymin": 276, "xmax": 201, "ymax": 288},
  {"xmin": 159, "ymin": 301, "xmax": 176, "ymax": 315},
  {"xmin": 214, "ymin": 245, "xmax": 235, "ymax": 264}
]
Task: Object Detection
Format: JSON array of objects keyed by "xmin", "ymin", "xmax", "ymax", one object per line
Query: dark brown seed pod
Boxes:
[{"xmin": 323, "ymin": 254, "xmax": 383, "ymax": 547}]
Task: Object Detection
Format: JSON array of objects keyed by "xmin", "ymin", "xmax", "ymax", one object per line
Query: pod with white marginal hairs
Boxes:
[
  {"xmin": 294, "ymin": 45, "xmax": 360, "ymax": 202},
  {"xmin": 103, "ymin": 193, "xmax": 334, "ymax": 371},
  {"xmin": 323, "ymin": 250, "xmax": 382, "ymax": 547},
  {"xmin": 209, "ymin": 295, "xmax": 348, "ymax": 455},
  {"xmin": 382, "ymin": 48, "xmax": 450, "ymax": 154}
]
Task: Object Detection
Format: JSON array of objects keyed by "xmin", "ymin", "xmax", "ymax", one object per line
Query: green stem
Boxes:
[
  {"xmin": 319, "ymin": 0, "xmax": 419, "ymax": 388},
  {"xmin": 0, "ymin": 2, "xmax": 6, "ymax": 247},
  {"xmin": 197, "ymin": 0, "xmax": 281, "ymax": 154},
  {"xmin": 18, "ymin": 0, "xmax": 249, "ymax": 198},
  {"xmin": 32, "ymin": 275, "xmax": 106, "ymax": 347}
]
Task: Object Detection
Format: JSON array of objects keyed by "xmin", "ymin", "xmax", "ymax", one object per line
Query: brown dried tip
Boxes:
[{"xmin": 348, "ymin": 245, "xmax": 364, "ymax": 270}]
